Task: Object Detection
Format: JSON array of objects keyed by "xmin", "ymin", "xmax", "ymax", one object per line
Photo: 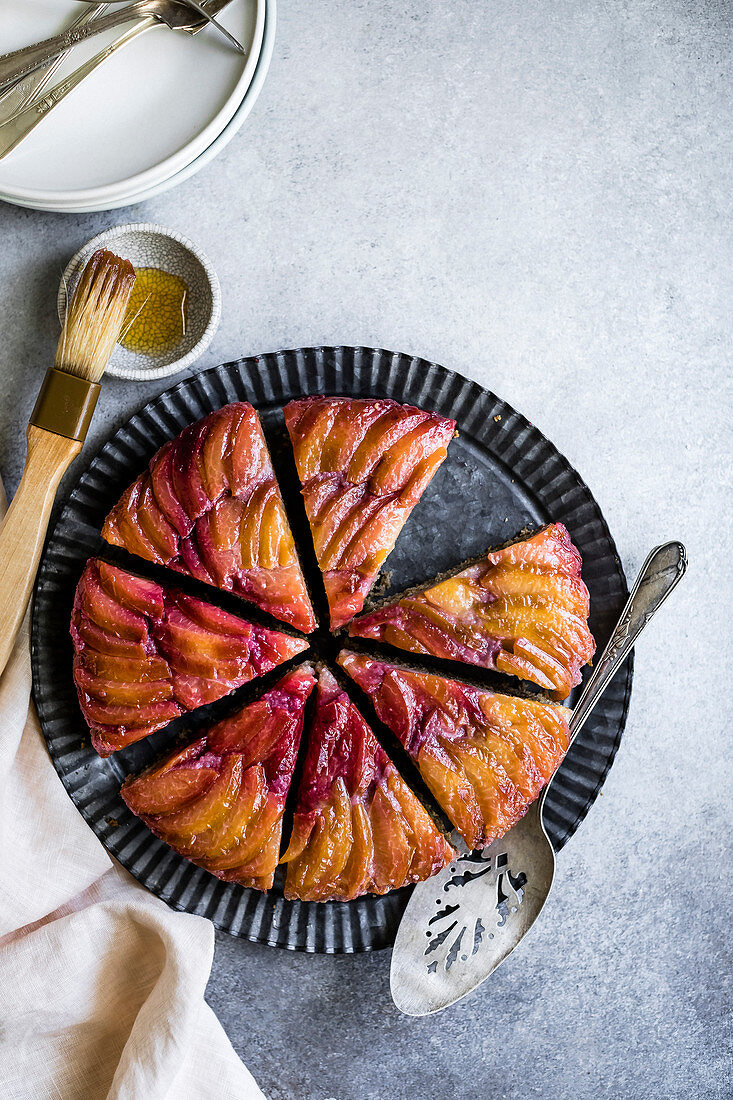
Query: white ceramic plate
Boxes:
[
  {"xmin": 4, "ymin": 0, "xmax": 276, "ymax": 214},
  {"xmin": 0, "ymin": 0, "xmax": 264, "ymax": 207}
]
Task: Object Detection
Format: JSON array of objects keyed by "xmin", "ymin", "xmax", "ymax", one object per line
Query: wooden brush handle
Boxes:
[{"xmin": 0, "ymin": 425, "xmax": 82, "ymax": 675}]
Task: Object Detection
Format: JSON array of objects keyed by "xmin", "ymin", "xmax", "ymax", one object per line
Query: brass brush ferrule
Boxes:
[
  {"xmin": 28, "ymin": 248, "xmax": 135, "ymax": 441},
  {"xmin": 30, "ymin": 368, "xmax": 101, "ymax": 441}
]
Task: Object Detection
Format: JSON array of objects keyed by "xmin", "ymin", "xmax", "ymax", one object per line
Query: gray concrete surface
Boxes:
[{"xmin": 0, "ymin": 1, "xmax": 730, "ymax": 1097}]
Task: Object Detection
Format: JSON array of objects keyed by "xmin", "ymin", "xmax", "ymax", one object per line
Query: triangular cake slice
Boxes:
[
  {"xmin": 121, "ymin": 667, "xmax": 316, "ymax": 891},
  {"xmin": 103, "ymin": 403, "xmax": 316, "ymax": 633},
  {"xmin": 283, "ymin": 397, "xmax": 455, "ymax": 629},
  {"xmin": 281, "ymin": 668, "xmax": 455, "ymax": 901},
  {"xmin": 339, "ymin": 652, "xmax": 571, "ymax": 851},
  {"xmin": 349, "ymin": 523, "xmax": 595, "ymax": 699},
  {"xmin": 71, "ymin": 560, "xmax": 308, "ymax": 756}
]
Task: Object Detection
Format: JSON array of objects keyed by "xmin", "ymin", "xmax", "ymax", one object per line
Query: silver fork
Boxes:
[
  {"xmin": 0, "ymin": 0, "xmax": 236, "ymax": 162},
  {"xmin": 0, "ymin": 5, "xmax": 107, "ymax": 123},
  {"xmin": 0, "ymin": 0, "xmax": 236, "ymax": 94}
]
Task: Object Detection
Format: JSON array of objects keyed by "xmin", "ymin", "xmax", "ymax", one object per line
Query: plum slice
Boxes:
[
  {"xmin": 339, "ymin": 652, "xmax": 571, "ymax": 851},
  {"xmin": 349, "ymin": 523, "xmax": 595, "ymax": 699},
  {"xmin": 102, "ymin": 403, "xmax": 316, "ymax": 633},
  {"xmin": 283, "ymin": 397, "xmax": 455, "ymax": 629},
  {"xmin": 281, "ymin": 669, "xmax": 455, "ymax": 901},
  {"xmin": 121, "ymin": 667, "xmax": 317, "ymax": 891},
  {"xmin": 71, "ymin": 560, "xmax": 308, "ymax": 756}
]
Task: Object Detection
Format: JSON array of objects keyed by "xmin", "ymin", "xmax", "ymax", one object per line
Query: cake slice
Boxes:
[
  {"xmin": 283, "ymin": 397, "xmax": 455, "ymax": 629},
  {"xmin": 281, "ymin": 668, "xmax": 455, "ymax": 901},
  {"xmin": 339, "ymin": 652, "xmax": 571, "ymax": 851},
  {"xmin": 71, "ymin": 560, "xmax": 308, "ymax": 756},
  {"xmin": 102, "ymin": 403, "xmax": 316, "ymax": 633},
  {"xmin": 121, "ymin": 667, "xmax": 316, "ymax": 891},
  {"xmin": 349, "ymin": 523, "xmax": 595, "ymax": 699}
]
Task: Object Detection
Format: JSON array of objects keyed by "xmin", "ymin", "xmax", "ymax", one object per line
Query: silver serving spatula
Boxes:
[{"xmin": 390, "ymin": 541, "xmax": 687, "ymax": 1016}]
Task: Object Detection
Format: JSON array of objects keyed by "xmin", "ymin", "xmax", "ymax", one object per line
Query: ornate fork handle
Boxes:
[
  {"xmin": 0, "ymin": 19, "xmax": 159, "ymax": 162},
  {"xmin": 0, "ymin": 2, "xmax": 152, "ymax": 93},
  {"xmin": 0, "ymin": 6, "xmax": 108, "ymax": 121},
  {"xmin": 565, "ymin": 541, "xmax": 687, "ymax": 746}
]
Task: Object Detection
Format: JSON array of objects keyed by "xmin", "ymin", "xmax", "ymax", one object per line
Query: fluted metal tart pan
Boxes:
[{"xmin": 31, "ymin": 347, "xmax": 633, "ymax": 953}]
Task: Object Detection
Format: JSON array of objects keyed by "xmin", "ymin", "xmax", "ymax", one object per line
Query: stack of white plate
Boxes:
[{"xmin": 0, "ymin": 0, "xmax": 275, "ymax": 213}]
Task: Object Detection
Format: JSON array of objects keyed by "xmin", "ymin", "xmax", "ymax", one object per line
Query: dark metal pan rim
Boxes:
[{"xmin": 31, "ymin": 347, "xmax": 632, "ymax": 953}]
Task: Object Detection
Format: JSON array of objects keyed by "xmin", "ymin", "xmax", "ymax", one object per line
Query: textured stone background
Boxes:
[{"xmin": 0, "ymin": 2, "xmax": 730, "ymax": 1097}]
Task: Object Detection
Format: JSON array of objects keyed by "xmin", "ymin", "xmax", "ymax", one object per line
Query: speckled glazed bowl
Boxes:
[{"xmin": 57, "ymin": 224, "xmax": 221, "ymax": 380}]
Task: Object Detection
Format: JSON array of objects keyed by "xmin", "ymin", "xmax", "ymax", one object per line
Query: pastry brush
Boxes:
[{"xmin": 0, "ymin": 249, "xmax": 135, "ymax": 675}]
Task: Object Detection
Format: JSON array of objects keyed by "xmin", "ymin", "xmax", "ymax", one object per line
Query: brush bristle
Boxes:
[{"xmin": 55, "ymin": 249, "xmax": 136, "ymax": 382}]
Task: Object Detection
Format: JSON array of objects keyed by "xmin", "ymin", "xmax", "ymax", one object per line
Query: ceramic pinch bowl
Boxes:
[{"xmin": 57, "ymin": 224, "xmax": 221, "ymax": 380}]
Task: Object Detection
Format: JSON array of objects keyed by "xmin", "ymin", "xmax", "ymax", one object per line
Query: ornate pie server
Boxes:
[{"xmin": 390, "ymin": 541, "xmax": 687, "ymax": 1016}]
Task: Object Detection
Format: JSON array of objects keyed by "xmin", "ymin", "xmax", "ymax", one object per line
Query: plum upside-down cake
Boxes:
[{"xmin": 70, "ymin": 397, "xmax": 594, "ymax": 899}]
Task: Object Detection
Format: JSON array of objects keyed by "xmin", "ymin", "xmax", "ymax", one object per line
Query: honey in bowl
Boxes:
[{"xmin": 120, "ymin": 267, "xmax": 188, "ymax": 357}]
